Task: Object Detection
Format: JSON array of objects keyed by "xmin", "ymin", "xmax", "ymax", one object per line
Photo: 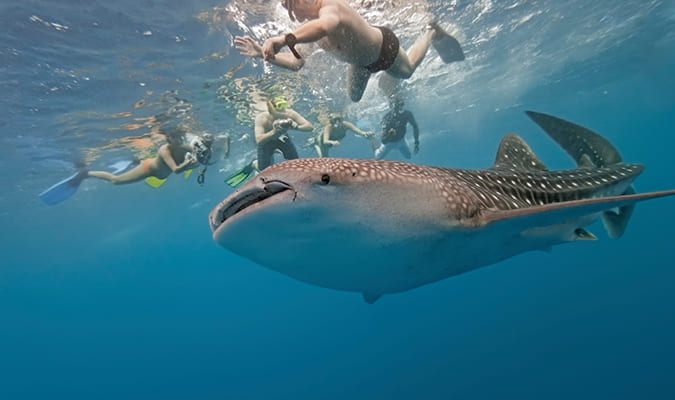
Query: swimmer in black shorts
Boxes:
[
  {"xmin": 235, "ymin": 0, "xmax": 464, "ymax": 102},
  {"xmin": 254, "ymin": 96, "xmax": 313, "ymax": 171}
]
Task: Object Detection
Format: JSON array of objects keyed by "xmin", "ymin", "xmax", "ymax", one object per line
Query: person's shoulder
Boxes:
[{"xmin": 255, "ymin": 112, "xmax": 271, "ymax": 122}]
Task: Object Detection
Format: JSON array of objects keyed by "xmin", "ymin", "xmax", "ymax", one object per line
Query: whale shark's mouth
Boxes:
[{"xmin": 209, "ymin": 179, "xmax": 294, "ymax": 233}]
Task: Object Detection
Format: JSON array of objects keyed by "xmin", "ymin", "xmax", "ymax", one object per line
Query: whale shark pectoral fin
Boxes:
[
  {"xmin": 601, "ymin": 185, "xmax": 637, "ymax": 239},
  {"xmin": 362, "ymin": 293, "xmax": 382, "ymax": 304},
  {"xmin": 573, "ymin": 228, "xmax": 597, "ymax": 241},
  {"xmin": 480, "ymin": 189, "xmax": 675, "ymax": 237}
]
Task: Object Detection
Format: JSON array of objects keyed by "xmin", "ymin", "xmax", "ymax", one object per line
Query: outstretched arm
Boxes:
[
  {"xmin": 261, "ymin": 9, "xmax": 339, "ymax": 61},
  {"xmin": 234, "ymin": 36, "xmax": 305, "ymax": 71},
  {"xmin": 343, "ymin": 121, "xmax": 372, "ymax": 138},
  {"xmin": 287, "ymin": 109, "xmax": 313, "ymax": 131}
]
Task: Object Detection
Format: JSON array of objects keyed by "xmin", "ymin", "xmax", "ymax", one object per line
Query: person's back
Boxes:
[{"xmin": 308, "ymin": 0, "xmax": 382, "ymax": 66}]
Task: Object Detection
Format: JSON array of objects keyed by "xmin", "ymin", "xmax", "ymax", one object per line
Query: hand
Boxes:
[
  {"xmin": 329, "ymin": 140, "xmax": 340, "ymax": 147},
  {"xmin": 183, "ymin": 152, "xmax": 196, "ymax": 167},
  {"xmin": 364, "ymin": 131, "xmax": 373, "ymax": 137},
  {"xmin": 262, "ymin": 36, "xmax": 285, "ymax": 61},
  {"xmin": 273, "ymin": 119, "xmax": 296, "ymax": 131},
  {"xmin": 272, "ymin": 120, "xmax": 287, "ymax": 131},
  {"xmin": 414, "ymin": 142, "xmax": 419, "ymax": 154},
  {"xmin": 234, "ymin": 36, "xmax": 263, "ymax": 58}
]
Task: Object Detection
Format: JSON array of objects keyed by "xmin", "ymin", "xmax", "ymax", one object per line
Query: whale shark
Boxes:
[{"xmin": 209, "ymin": 111, "xmax": 675, "ymax": 303}]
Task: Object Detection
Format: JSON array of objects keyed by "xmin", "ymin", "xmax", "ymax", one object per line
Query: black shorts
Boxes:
[
  {"xmin": 257, "ymin": 135, "xmax": 298, "ymax": 170},
  {"xmin": 364, "ymin": 26, "xmax": 400, "ymax": 73}
]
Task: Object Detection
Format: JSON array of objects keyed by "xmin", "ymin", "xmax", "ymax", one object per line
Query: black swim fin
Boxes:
[{"xmin": 430, "ymin": 21, "xmax": 465, "ymax": 64}]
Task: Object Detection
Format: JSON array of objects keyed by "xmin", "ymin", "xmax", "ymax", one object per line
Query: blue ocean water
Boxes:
[{"xmin": 1, "ymin": 0, "xmax": 674, "ymax": 398}]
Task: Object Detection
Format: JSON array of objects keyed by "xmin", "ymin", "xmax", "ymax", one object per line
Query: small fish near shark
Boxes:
[{"xmin": 209, "ymin": 111, "xmax": 675, "ymax": 304}]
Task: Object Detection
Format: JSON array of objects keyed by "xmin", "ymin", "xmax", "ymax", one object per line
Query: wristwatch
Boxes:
[{"xmin": 284, "ymin": 33, "xmax": 302, "ymax": 59}]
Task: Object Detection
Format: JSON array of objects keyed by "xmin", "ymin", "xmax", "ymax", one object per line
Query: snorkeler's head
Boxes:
[
  {"xmin": 269, "ymin": 96, "xmax": 289, "ymax": 112},
  {"xmin": 161, "ymin": 125, "xmax": 185, "ymax": 143},
  {"xmin": 328, "ymin": 113, "xmax": 343, "ymax": 124},
  {"xmin": 201, "ymin": 133, "xmax": 215, "ymax": 147},
  {"xmin": 282, "ymin": 0, "xmax": 318, "ymax": 22},
  {"xmin": 390, "ymin": 94, "xmax": 404, "ymax": 109}
]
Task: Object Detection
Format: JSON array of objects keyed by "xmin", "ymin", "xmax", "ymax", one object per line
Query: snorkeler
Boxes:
[
  {"xmin": 234, "ymin": 0, "xmax": 464, "ymax": 102},
  {"xmin": 224, "ymin": 96, "xmax": 313, "ymax": 187},
  {"xmin": 254, "ymin": 96, "xmax": 313, "ymax": 170},
  {"xmin": 38, "ymin": 126, "xmax": 206, "ymax": 205},
  {"xmin": 315, "ymin": 113, "xmax": 375, "ymax": 157},
  {"xmin": 374, "ymin": 95, "xmax": 419, "ymax": 160},
  {"xmin": 87, "ymin": 126, "xmax": 199, "ymax": 184}
]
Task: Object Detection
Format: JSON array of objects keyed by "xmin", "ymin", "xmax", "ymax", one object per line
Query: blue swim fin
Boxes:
[
  {"xmin": 38, "ymin": 170, "xmax": 88, "ymax": 205},
  {"xmin": 108, "ymin": 160, "xmax": 133, "ymax": 174},
  {"xmin": 430, "ymin": 21, "xmax": 465, "ymax": 64}
]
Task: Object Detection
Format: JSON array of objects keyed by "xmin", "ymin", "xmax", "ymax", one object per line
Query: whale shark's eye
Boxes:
[{"xmin": 321, "ymin": 174, "xmax": 330, "ymax": 185}]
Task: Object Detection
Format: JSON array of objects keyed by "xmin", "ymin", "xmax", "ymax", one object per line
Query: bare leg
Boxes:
[
  {"xmin": 386, "ymin": 29, "xmax": 434, "ymax": 79},
  {"xmin": 88, "ymin": 164, "xmax": 147, "ymax": 185},
  {"xmin": 347, "ymin": 64, "xmax": 371, "ymax": 102},
  {"xmin": 369, "ymin": 137, "xmax": 378, "ymax": 153}
]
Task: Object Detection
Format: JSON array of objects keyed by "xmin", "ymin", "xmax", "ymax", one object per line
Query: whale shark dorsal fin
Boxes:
[
  {"xmin": 491, "ymin": 133, "xmax": 548, "ymax": 171},
  {"xmin": 362, "ymin": 293, "xmax": 381, "ymax": 304}
]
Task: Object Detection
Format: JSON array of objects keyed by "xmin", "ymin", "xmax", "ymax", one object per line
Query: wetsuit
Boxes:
[{"xmin": 375, "ymin": 109, "xmax": 419, "ymax": 159}]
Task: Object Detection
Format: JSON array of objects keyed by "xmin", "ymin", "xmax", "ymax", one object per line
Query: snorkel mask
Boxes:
[
  {"xmin": 329, "ymin": 113, "xmax": 342, "ymax": 125},
  {"xmin": 270, "ymin": 96, "xmax": 289, "ymax": 111}
]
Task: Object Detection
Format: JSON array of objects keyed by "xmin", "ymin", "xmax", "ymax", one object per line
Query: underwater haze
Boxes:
[{"xmin": 1, "ymin": 0, "xmax": 675, "ymax": 399}]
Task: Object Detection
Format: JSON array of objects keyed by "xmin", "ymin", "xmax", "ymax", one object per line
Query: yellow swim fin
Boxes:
[
  {"xmin": 145, "ymin": 176, "xmax": 167, "ymax": 188},
  {"xmin": 184, "ymin": 169, "xmax": 193, "ymax": 179}
]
